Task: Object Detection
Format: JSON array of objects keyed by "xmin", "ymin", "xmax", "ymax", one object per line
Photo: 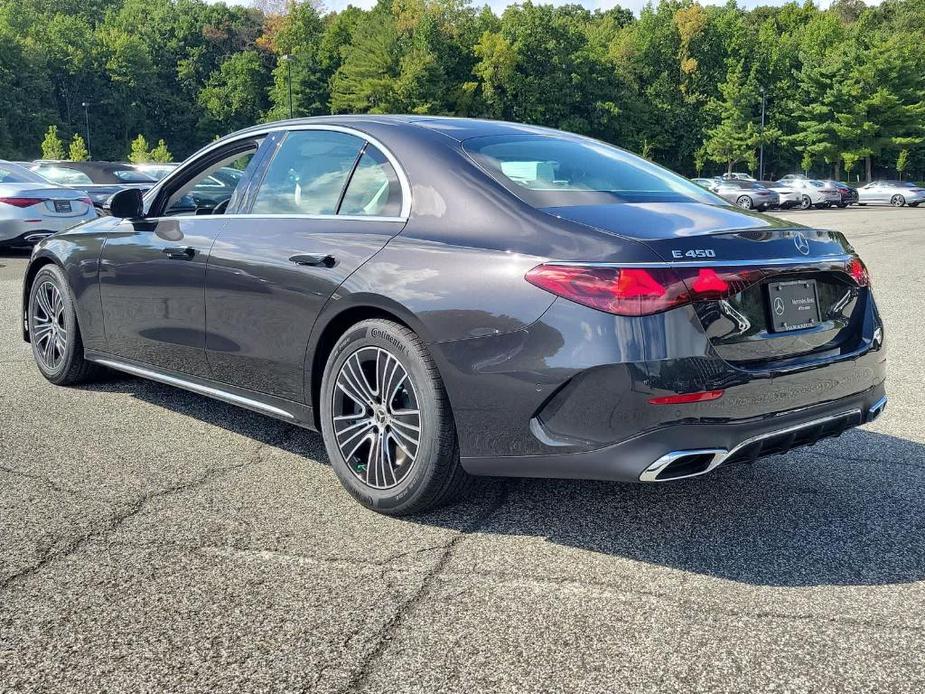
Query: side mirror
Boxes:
[{"xmin": 105, "ymin": 188, "xmax": 144, "ymax": 219}]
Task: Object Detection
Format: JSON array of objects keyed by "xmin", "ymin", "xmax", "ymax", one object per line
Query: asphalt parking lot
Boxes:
[{"xmin": 1, "ymin": 206, "xmax": 924, "ymax": 692}]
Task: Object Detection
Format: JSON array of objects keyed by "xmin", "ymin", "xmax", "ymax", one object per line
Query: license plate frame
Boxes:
[
  {"xmin": 53, "ymin": 200, "xmax": 72, "ymax": 213},
  {"xmin": 767, "ymin": 279, "xmax": 821, "ymax": 332}
]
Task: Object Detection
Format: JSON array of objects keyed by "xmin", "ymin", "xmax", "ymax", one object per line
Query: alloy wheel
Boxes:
[
  {"xmin": 332, "ymin": 346, "xmax": 421, "ymax": 489},
  {"xmin": 736, "ymin": 195, "xmax": 752, "ymax": 210},
  {"xmin": 800, "ymin": 195, "xmax": 812, "ymax": 210},
  {"xmin": 891, "ymin": 194, "xmax": 905, "ymax": 207},
  {"xmin": 31, "ymin": 280, "xmax": 68, "ymax": 370}
]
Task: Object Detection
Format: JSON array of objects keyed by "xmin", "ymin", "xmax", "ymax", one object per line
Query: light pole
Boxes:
[
  {"xmin": 758, "ymin": 87, "xmax": 766, "ymax": 181},
  {"xmin": 81, "ymin": 101, "xmax": 92, "ymax": 159},
  {"xmin": 281, "ymin": 55, "xmax": 293, "ymax": 119}
]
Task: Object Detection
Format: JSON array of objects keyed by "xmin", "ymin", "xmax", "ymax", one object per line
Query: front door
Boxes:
[
  {"xmin": 204, "ymin": 128, "xmax": 407, "ymax": 401},
  {"xmin": 98, "ymin": 139, "xmax": 267, "ymax": 376}
]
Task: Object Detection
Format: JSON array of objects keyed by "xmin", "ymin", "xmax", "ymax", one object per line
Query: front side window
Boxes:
[
  {"xmin": 338, "ymin": 146, "xmax": 402, "ymax": 217},
  {"xmin": 465, "ymin": 134, "xmax": 721, "ymax": 207},
  {"xmin": 251, "ymin": 130, "xmax": 364, "ymax": 215}
]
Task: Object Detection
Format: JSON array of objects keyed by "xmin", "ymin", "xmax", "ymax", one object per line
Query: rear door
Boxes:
[{"xmin": 204, "ymin": 127, "xmax": 407, "ymax": 401}]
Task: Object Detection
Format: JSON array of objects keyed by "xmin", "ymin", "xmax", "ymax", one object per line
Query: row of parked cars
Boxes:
[
  {"xmin": 692, "ymin": 173, "xmax": 925, "ymax": 211},
  {"xmin": 0, "ymin": 159, "xmax": 245, "ymax": 248}
]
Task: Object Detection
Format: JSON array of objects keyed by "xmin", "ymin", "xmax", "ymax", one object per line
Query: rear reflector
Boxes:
[
  {"xmin": 0, "ymin": 197, "xmax": 45, "ymax": 208},
  {"xmin": 648, "ymin": 390, "xmax": 725, "ymax": 405}
]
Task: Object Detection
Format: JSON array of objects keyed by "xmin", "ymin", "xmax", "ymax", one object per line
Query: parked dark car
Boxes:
[
  {"xmin": 22, "ymin": 116, "xmax": 887, "ymax": 515},
  {"xmin": 30, "ymin": 161, "xmax": 157, "ymax": 209},
  {"xmin": 826, "ymin": 180, "xmax": 859, "ymax": 208}
]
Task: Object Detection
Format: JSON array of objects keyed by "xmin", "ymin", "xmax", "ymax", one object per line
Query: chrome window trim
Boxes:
[{"xmin": 144, "ymin": 123, "xmax": 412, "ymax": 221}]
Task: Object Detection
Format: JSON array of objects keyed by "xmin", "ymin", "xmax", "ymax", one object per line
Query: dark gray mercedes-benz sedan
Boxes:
[{"xmin": 21, "ymin": 116, "xmax": 886, "ymax": 515}]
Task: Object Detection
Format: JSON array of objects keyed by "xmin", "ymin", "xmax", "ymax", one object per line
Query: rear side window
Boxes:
[
  {"xmin": 465, "ymin": 134, "xmax": 720, "ymax": 207},
  {"xmin": 251, "ymin": 130, "xmax": 364, "ymax": 215},
  {"xmin": 36, "ymin": 166, "xmax": 92, "ymax": 185},
  {"xmin": 338, "ymin": 146, "xmax": 402, "ymax": 217},
  {"xmin": 113, "ymin": 169, "xmax": 156, "ymax": 183}
]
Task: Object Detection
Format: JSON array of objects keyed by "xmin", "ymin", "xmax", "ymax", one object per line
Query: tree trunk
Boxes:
[
  {"xmin": 834, "ymin": 160, "xmax": 841, "ymax": 180},
  {"xmin": 865, "ymin": 156, "xmax": 872, "ymax": 183}
]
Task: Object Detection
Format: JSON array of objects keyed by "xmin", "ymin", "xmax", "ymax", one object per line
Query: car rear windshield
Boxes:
[
  {"xmin": 464, "ymin": 134, "xmax": 721, "ymax": 207},
  {"xmin": 0, "ymin": 163, "xmax": 48, "ymax": 184}
]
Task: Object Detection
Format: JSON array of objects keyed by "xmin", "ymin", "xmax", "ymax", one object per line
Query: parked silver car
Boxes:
[
  {"xmin": 857, "ymin": 180, "xmax": 925, "ymax": 207},
  {"xmin": 0, "ymin": 161, "xmax": 97, "ymax": 248},
  {"xmin": 760, "ymin": 181, "xmax": 800, "ymax": 209},
  {"xmin": 711, "ymin": 179, "xmax": 780, "ymax": 210},
  {"xmin": 776, "ymin": 178, "xmax": 840, "ymax": 210}
]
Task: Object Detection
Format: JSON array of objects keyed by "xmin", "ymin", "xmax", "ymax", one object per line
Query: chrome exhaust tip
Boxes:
[
  {"xmin": 639, "ymin": 449, "xmax": 726, "ymax": 482},
  {"xmin": 867, "ymin": 396, "xmax": 887, "ymax": 422}
]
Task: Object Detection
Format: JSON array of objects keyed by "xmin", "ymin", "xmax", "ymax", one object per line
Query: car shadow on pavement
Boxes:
[{"xmin": 79, "ymin": 374, "xmax": 925, "ymax": 588}]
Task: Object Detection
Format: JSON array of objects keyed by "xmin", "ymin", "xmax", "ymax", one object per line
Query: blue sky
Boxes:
[{"xmin": 216, "ymin": 0, "xmax": 882, "ymax": 13}]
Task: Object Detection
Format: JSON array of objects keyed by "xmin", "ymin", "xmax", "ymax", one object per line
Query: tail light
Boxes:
[
  {"xmin": 78, "ymin": 197, "xmax": 93, "ymax": 207},
  {"xmin": 525, "ymin": 264, "xmax": 764, "ymax": 316},
  {"xmin": 847, "ymin": 256, "xmax": 869, "ymax": 286},
  {"xmin": 0, "ymin": 197, "xmax": 45, "ymax": 208}
]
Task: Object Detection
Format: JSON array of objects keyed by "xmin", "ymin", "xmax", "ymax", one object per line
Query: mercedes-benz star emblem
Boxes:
[
  {"xmin": 773, "ymin": 297, "xmax": 785, "ymax": 316},
  {"xmin": 794, "ymin": 232, "xmax": 810, "ymax": 255}
]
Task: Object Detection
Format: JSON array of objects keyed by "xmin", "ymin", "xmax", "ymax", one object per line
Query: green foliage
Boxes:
[
  {"xmin": 41, "ymin": 125, "xmax": 65, "ymax": 159},
  {"xmin": 1, "ymin": 0, "xmax": 924, "ymax": 180},
  {"xmin": 149, "ymin": 139, "xmax": 172, "ymax": 163},
  {"xmin": 68, "ymin": 133, "xmax": 89, "ymax": 161},
  {"xmin": 896, "ymin": 149, "xmax": 909, "ymax": 178},
  {"xmin": 128, "ymin": 134, "xmax": 150, "ymax": 163}
]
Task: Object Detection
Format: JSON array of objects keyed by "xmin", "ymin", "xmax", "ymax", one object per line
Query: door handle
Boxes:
[
  {"xmin": 162, "ymin": 246, "xmax": 196, "ymax": 260},
  {"xmin": 289, "ymin": 253, "xmax": 336, "ymax": 268}
]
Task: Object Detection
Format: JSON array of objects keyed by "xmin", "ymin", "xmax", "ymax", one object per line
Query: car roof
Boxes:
[{"xmin": 214, "ymin": 115, "xmax": 569, "ymax": 146}]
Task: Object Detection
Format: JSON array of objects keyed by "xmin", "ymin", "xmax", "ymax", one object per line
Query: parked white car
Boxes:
[
  {"xmin": 0, "ymin": 161, "xmax": 97, "ymax": 248},
  {"xmin": 856, "ymin": 180, "xmax": 925, "ymax": 207},
  {"xmin": 775, "ymin": 178, "xmax": 840, "ymax": 210}
]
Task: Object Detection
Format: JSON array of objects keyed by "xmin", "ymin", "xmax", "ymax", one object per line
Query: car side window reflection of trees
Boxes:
[{"xmin": 250, "ymin": 131, "xmax": 364, "ymax": 216}]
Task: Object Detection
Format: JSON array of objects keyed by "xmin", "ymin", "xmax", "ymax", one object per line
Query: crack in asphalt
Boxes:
[
  {"xmin": 339, "ymin": 481, "xmax": 513, "ymax": 693},
  {"xmin": 0, "ymin": 432, "xmax": 292, "ymax": 593}
]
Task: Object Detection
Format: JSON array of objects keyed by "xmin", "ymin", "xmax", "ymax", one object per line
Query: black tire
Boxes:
[
  {"xmin": 891, "ymin": 194, "xmax": 905, "ymax": 207},
  {"xmin": 799, "ymin": 195, "xmax": 812, "ymax": 210},
  {"xmin": 735, "ymin": 195, "xmax": 753, "ymax": 210},
  {"xmin": 27, "ymin": 264, "xmax": 102, "ymax": 386},
  {"xmin": 837, "ymin": 203, "xmax": 848, "ymax": 208},
  {"xmin": 320, "ymin": 319, "xmax": 472, "ymax": 515},
  {"xmin": 910, "ymin": 202, "xmax": 920, "ymax": 208}
]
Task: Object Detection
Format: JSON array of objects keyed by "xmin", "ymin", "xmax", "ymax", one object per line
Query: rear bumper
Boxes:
[
  {"xmin": 461, "ymin": 382, "xmax": 886, "ymax": 482},
  {"xmin": 0, "ymin": 215, "xmax": 95, "ymax": 244}
]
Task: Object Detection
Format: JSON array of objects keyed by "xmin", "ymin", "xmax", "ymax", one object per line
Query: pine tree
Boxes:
[
  {"xmin": 128, "ymin": 135, "xmax": 150, "ymax": 164},
  {"xmin": 40, "ymin": 125, "xmax": 65, "ymax": 160},
  {"xmin": 149, "ymin": 139, "xmax": 172, "ymax": 163},
  {"xmin": 68, "ymin": 134, "xmax": 89, "ymax": 161},
  {"xmin": 704, "ymin": 61, "xmax": 759, "ymax": 173}
]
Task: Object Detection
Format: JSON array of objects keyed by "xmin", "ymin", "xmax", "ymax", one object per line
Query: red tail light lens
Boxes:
[
  {"xmin": 78, "ymin": 197, "xmax": 93, "ymax": 207},
  {"xmin": 526, "ymin": 264, "xmax": 765, "ymax": 316},
  {"xmin": 846, "ymin": 257, "xmax": 869, "ymax": 287},
  {"xmin": 0, "ymin": 197, "xmax": 45, "ymax": 208},
  {"xmin": 525, "ymin": 265, "xmax": 690, "ymax": 316}
]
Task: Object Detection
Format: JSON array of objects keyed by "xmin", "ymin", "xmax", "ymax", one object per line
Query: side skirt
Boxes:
[{"xmin": 85, "ymin": 351, "xmax": 317, "ymax": 431}]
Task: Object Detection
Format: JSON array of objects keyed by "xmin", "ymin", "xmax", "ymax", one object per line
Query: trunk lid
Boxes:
[{"xmin": 544, "ymin": 202, "xmax": 866, "ymax": 366}]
